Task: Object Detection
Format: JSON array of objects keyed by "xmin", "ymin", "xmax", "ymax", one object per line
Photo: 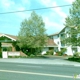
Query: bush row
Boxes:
[
  {"xmin": 55, "ymin": 48, "xmax": 67, "ymax": 56},
  {"xmin": 44, "ymin": 48, "xmax": 67, "ymax": 56},
  {"xmin": 68, "ymin": 57, "xmax": 80, "ymax": 62},
  {"xmin": 68, "ymin": 52, "xmax": 80, "ymax": 62},
  {"xmin": 46, "ymin": 50, "xmax": 53, "ymax": 55}
]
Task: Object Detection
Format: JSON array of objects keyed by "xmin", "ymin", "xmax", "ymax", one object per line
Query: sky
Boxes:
[{"xmin": 0, "ymin": 0, "xmax": 75, "ymax": 36}]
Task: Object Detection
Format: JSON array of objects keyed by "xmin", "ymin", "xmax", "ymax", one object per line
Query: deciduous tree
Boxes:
[
  {"xmin": 65, "ymin": 0, "xmax": 80, "ymax": 46},
  {"xmin": 18, "ymin": 11, "xmax": 48, "ymax": 55}
]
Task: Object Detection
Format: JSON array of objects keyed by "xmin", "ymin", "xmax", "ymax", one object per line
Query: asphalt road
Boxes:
[{"xmin": 0, "ymin": 62, "xmax": 80, "ymax": 80}]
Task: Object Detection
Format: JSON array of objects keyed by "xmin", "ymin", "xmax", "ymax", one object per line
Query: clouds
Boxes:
[
  {"xmin": 0, "ymin": 0, "xmax": 15, "ymax": 11},
  {"xmin": 0, "ymin": 0, "xmax": 30, "ymax": 35},
  {"xmin": 43, "ymin": 16, "xmax": 64, "ymax": 34},
  {"xmin": 15, "ymin": 7, "xmax": 30, "ymax": 20},
  {"xmin": 39, "ymin": 0, "xmax": 53, "ymax": 7},
  {"xmin": 39, "ymin": 0, "xmax": 67, "ymax": 18},
  {"xmin": 21, "ymin": 0, "xmax": 30, "ymax": 4},
  {"xmin": 44, "ymin": 17, "xmax": 62, "ymax": 28},
  {"xmin": 0, "ymin": 0, "xmax": 30, "ymax": 10},
  {"xmin": 0, "ymin": 0, "xmax": 31, "ymax": 23},
  {"xmin": 65, "ymin": 0, "xmax": 75, "ymax": 4},
  {"xmin": 38, "ymin": 0, "xmax": 67, "ymax": 34},
  {"xmin": 52, "ymin": 2, "xmax": 67, "ymax": 18},
  {"xmin": 0, "ymin": 0, "xmax": 71, "ymax": 35}
]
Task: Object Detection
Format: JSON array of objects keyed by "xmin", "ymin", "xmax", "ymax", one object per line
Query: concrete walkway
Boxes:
[{"xmin": 0, "ymin": 58, "xmax": 80, "ymax": 66}]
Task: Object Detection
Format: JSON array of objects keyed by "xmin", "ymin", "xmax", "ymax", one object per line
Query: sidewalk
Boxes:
[{"xmin": 0, "ymin": 58, "xmax": 80, "ymax": 66}]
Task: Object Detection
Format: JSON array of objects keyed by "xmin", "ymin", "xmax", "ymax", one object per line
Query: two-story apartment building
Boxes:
[
  {"xmin": 49, "ymin": 26, "xmax": 80, "ymax": 56},
  {"xmin": 1, "ymin": 27, "xmax": 80, "ymax": 57}
]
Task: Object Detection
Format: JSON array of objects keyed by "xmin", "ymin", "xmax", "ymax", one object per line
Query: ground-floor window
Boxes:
[
  {"xmin": 72, "ymin": 48, "xmax": 77, "ymax": 53},
  {"xmin": 54, "ymin": 47, "xmax": 58, "ymax": 52}
]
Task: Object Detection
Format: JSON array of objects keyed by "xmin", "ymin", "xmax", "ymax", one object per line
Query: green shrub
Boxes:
[
  {"xmin": 73, "ymin": 52, "xmax": 80, "ymax": 58},
  {"xmin": 8, "ymin": 56, "xmax": 13, "ymax": 58},
  {"xmin": 20, "ymin": 56, "xmax": 27, "ymax": 58},
  {"xmin": 63, "ymin": 54, "xmax": 67, "ymax": 56},
  {"xmin": 29, "ymin": 54, "xmax": 35, "ymax": 58},
  {"xmin": 68, "ymin": 56, "xmax": 80, "ymax": 62},
  {"xmin": 8, "ymin": 56, "xmax": 20, "ymax": 58},
  {"xmin": 46, "ymin": 50, "xmax": 53, "ymax": 55},
  {"xmin": 56, "ymin": 48, "xmax": 67, "ymax": 56},
  {"xmin": 27, "ymin": 52, "xmax": 31, "ymax": 56},
  {"xmin": 56, "ymin": 51, "xmax": 62, "ymax": 56},
  {"xmin": 62, "ymin": 48, "xmax": 67, "ymax": 53},
  {"xmin": 0, "ymin": 52, "xmax": 2, "ymax": 58},
  {"xmin": 14, "ymin": 56, "xmax": 20, "ymax": 58}
]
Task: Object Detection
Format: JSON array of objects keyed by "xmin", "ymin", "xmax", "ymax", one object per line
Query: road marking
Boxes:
[
  {"xmin": 0, "ymin": 69, "xmax": 73, "ymax": 79},
  {"xmin": 17, "ymin": 65, "xmax": 42, "ymax": 68},
  {"xmin": 74, "ymin": 65, "xmax": 80, "ymax": 67}
]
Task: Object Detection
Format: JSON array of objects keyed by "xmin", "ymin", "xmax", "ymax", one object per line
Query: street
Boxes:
[{"xmin": 0, "ymin": 59, "xmax": 80, "ymax": 80}]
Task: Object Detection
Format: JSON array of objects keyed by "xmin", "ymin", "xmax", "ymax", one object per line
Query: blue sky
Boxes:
[{"xmin": 0, "ymin": 0, "xmax": 75, "ymax": 36}]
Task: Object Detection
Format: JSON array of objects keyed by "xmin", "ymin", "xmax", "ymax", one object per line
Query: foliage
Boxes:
[
  {"xmin": 64, "ymin": 0, "xmax": 80, "ymax": 46},
  {"xmin": 8, "ymin": 56, "xmax": 27, "ymax": 58},
  {"xmin": 61, "ymin": 48, "xmax": 67, "ymax": 53},
  {"xmin": 68, "ymin": 57, "xmax": 80, "ymax": 62},
  {"xmin": 12, "ymin": 42, "xmax": 20, "ymax": 51},
  {"xmin": 63, "ymin": 54, "xmax": 67, "ymax": 56},
  {"xmin": 68, "ymin": 52, "xmax": 80, "ymax": 62},
  {"xmin": 17, "ymin": 11, "xmax": 48, "ymax": 55},
  {"xmin": 46, "ymin": 50, "xmax": 53, "ymax": 55},
  {"xmin": 0, "ymin": 52, "xmax": 2, "ymax": 58},
  {"xmin": 56, "ymin": 51, "xmax": 62, "ymax": 56},
  {"xmin": 28, "ymin": 54, "xmax": 35, "ymax": 58},
  {"xmin": 73, "ymin": 52, "xmax": 80, "ymax": 58},
  {"xmin": 56, "ymin": 48, "xmax": 67, "ymax": 56}
]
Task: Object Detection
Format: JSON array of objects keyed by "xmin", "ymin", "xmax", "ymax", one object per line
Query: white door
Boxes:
[{"xmin": 2, "ymin": 51, "xmax": 8, "ymax": 58}]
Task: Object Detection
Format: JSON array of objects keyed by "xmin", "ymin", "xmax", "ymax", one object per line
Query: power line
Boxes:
[{"xmin": 0, "ymin": 4, "xmax": 71, "ymax": 14}]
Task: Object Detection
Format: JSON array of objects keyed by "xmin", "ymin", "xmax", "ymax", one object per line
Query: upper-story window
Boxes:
[
  {"xmin": 57, "ymin": 41, "xmax": 59, "ymax": 44},
  {"xmin": 57, "ymin": 35, "xmax": 59, "ymax": 37},
  {"xmin": 61, "ymin": 34, "xmax": 64, "ymax": 37},
  {"xmin": 53, "ymin": 35, "xmax": 59, "ymax": 39}
]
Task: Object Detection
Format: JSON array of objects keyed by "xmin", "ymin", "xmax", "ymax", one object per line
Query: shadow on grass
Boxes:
[{"xmin": 27, "ymin": 55, "xmax": 50, "ymax": 59}]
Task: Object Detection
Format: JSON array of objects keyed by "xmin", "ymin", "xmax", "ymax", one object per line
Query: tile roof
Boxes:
[
  {"xmin": 48, "ymin": 32, "xmax": 59, "ymax": 36},
  {"xmin": 46, "ymin": 39, "xmax": 57, "ymax": 47},
  {"xmin": 5, "ymin": 34, "xmax": 17, "ymax": 40},
  {"xmin": 0, "ymin": 33, "xmax": 17, "ymax": 41}
]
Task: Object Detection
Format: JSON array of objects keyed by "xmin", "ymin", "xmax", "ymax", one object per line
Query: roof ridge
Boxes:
[{"xmin": 0, "ymin": 33, "xmax": 17, "ymax": 41}]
